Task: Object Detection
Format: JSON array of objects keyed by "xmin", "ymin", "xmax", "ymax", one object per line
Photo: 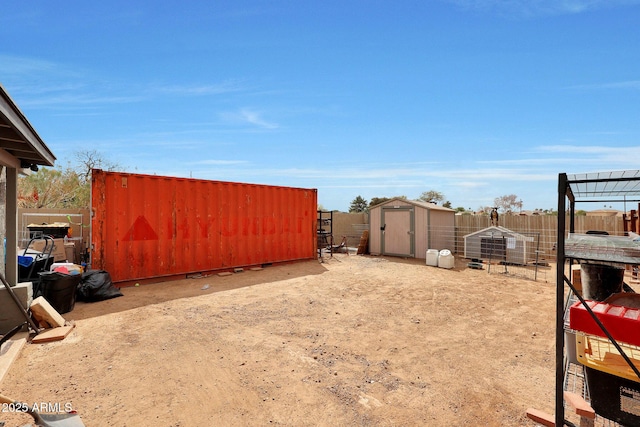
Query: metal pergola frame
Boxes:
[{"xmin": 556, "ymin": 170, "xmax": 640, "ymax": 426}]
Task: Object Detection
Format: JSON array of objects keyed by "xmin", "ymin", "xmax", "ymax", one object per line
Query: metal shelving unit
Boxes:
[
  {"xmin": 556, "ymin": 170, "xmax": 640, "ymax": 426},
  {"xmin": 317, "ymin": 210, "xmax": 333, "ymax": 260}
]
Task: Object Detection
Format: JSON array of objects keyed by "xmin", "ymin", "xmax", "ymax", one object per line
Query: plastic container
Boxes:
[
  {"xmin": 36, "ymin": 271, "xmax": 82, "ymax": 314},
  {"xmin": 438, "ymin": 249, "xmax": 454, "ymax": 269},
  {"xmin": 565, "ymin": 330, "xmax": 578, "ymax": 364},
  {"xmin": 27, "ymin": 223, "xmax": 70, "ymax": 239},
  {"xmin": 576, "ymin": 333, "xmax": 640, "ymax": 383},
  {"xmin": 564, "ymin": 294, "xmax": 579, "ymax": 364},
  {"xmin": 585, "ymin": 367, "xmax": 640, "ymax": 426},
  {"xmin": 426, "ymin": 249, "xmax": 439, "ymax": 266},
  {"xmin": 50, "ymin": 262, "xmax": 84, "ymax": 275},
  {"xmin": 570, "ymin": 300, "xmax": 640, "ymax": 347}
]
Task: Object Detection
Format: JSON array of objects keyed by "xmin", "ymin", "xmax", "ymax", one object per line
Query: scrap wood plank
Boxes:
[
  {"xmin": 525, "ymin": 408, "xmax": 554, "ymax": 427},
  {"xmin": 526, "ymin": 392, "xmax": 595, "ymax": 427},
  {"xmin": 31, "ymin": 325, "xmax": 75, "ymax": 344},
  {"xmin": 563, "ymin": 391, "xmax": 595, "ymax": 420},
  {"xmin": 357, "ymin": 230, "xmax": 369, "ymax": 255},
  {"xmin": 30, "ymin": 296, "xmax": 65, "ymax": 329},
  {"xmin": 0, "ymin": 332, "xmax": 28, "ymax": 385}
]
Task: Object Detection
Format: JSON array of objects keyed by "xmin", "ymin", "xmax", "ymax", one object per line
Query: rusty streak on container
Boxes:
[{"xmin": 91, "ymin": 170, "xmax": 318, "ymax": 284}]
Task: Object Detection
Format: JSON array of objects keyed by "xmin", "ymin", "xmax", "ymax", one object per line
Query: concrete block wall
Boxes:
[{"xmin": 0, "ymin": 281, "xmax": 33, "ymax": 333}]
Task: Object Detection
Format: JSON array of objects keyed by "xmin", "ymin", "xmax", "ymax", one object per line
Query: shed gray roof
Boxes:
[
  {"xmin": 463, "ymin": 225, "xmax": 534, "ymax": 241},
  {"xmin": 0, "ymin": 84, "xmax": 55, "ymax": 168},
  {"xmin": 370, "ymin": 197, "xmax": 455, "ymax": 212}
]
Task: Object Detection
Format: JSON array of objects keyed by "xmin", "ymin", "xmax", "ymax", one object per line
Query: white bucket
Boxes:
[
  {"xmin": 426, "ymin": 249, "xmax": 439, "ymax": 266},
  {"xmin": 438, "ymin": 249, "xmax": 454, "ymax": 269},
  {"xmin": 565, "ymin": 330, "xmax": 578, "ymax": 364}
]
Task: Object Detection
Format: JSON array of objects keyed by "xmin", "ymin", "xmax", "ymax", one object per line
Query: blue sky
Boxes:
[{"xmin": 2, "ymin": 0, "xmax": 640, "ymax": 212}]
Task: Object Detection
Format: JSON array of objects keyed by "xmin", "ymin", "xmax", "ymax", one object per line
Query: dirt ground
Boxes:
[{"xmin": 0, "ymin": 253, "xmax": 558, "ymax": 427}]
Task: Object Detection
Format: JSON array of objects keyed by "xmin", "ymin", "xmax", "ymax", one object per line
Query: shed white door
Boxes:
[{"xmin": 382, "ymin": 207, "xmax": 413, "ymax": 257}]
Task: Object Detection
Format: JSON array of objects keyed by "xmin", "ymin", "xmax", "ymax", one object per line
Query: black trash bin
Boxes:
[
  {"xmin": 36, "ymin": 271, "xmax": 82, "ymax": 314},
  {"xmin": 585, "ymin": 367, "xmax": 640, "ymax": 426}
]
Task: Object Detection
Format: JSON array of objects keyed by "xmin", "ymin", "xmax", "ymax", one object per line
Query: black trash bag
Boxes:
[{"xmin": 77, "ymin": 269, "xmax": 123, "ymax": 302}]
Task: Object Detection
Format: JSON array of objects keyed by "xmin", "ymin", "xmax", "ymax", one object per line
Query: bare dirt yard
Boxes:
[{"xmin": 1, "ymin": 254, "xmax": 558, "ymax": 427}]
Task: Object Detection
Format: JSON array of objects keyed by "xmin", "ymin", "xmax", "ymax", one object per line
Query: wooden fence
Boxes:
[{"xmin": 319, "ymin": 212, "xmax": 368, "ymax": 248}]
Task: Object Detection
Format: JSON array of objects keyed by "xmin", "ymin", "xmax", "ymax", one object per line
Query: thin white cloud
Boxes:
[
  {"xmin": 188, "ymin": 159, "xmax": 248, "ymax": 166},
  {"xmin": 539, "ymin": 145, "xmax": 609, "ymax": 153},
  {"xmin": 220, "ymin": 109, "xmax": 279, "ymax": 129},
  {"xmin": 478, "ymin": 157, "xmax": 568, "ymax": 166},
  {"xmin": 567, "ymin": 80, "xmax": 640, "ymax": 91},
  {"xmin": 192, "ymin": 163, "xmax": 555, "ymax": 186},
  {"xmin": 158, "ymin": 161, "xmax": 567, "ymax": 211},
  {"xmin": 540, "ymin": 145, "xmax": 640, "ymax": 166},
  {"xmin": 0, "ymin": 54, "xmax": 143, "ymax": 109},
  {"xmin": 152, "ymin": 80, "xmax": 247, "ymax": 96},
  {"xmin": 19, "ymin": 93, "xmax": 143, "ymax": 107},
  {"xmin": 318, "ymin": 183, "xmax": 425, "ymax": 190},
  {"xmin": 0, "ymin": 55, "xmax": 88, "ymax": 89},
  {"xmin": 456, "ymin": 181, "xmax": 489, "ymax": 189},
  {"xmin": 241, "ymin": 109, "xmax": 278, "ymax": 129},
  {"xmin": 1, "ymin": 55, "xmax": 252, "ymax": 112},
  {"xmin": 0, "ymin": 54, "xmax": 58, "ymax": 75},
  {"xmin": 6, "ymin": 82, "xmax": 89, "ymax": 96},
  {"xmin": 537, "ymin": 145, "xmax": 640, "ymax": 160},
  {"xmin": 445, "ymin": 0, "xmax": 640, "ymax": 16}
]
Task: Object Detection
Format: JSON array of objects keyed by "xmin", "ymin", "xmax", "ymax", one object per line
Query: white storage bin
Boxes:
[
  {"xmin": 426, "ymin": 249, "xmax": 439, "ymax": 266},
  {"xmin": 438, "ymin": 249, "xmax": 454, "ymax": 269}
]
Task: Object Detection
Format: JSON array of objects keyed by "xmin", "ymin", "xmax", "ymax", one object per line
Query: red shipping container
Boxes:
[{"xmin": 91, "ymin": 170, "xmax": 318, "ymax": 284}]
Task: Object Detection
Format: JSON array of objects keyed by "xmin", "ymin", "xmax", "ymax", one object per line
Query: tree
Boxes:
[
  {"xmin": 493, "ymin": 194, "xmax": 522, "ymax": 214},
  {"xmin": 18, "ymin": 149, "xmax": 121, "ymax": 209},
  {"xmin": 17, "ymin": 167, "xmax": 82, "ymax": 209},
  {"xmin": 442, "ymin": 201, "xmax": 452, "ymax": 209},
  {"xmin": 349, "ymin": 195, "xmax": 369, "ymax": 213},
  {"xmin": 74, "ymin": 149, "xmax": 120, "ymax": 183},
  {"xmin": 418, "ymin": 190, "xmax": 445, "ymax": 205},
  {"xmin": 369, "ymin": 196, "xmax": 406, "ymax": 208},
  {"xmin": 369, "ymin": 197, "xmax": 390, "ymax": 207},
  {"xmin": 478, "ymin": 206, "xmax": 493, "ymax": 215}
]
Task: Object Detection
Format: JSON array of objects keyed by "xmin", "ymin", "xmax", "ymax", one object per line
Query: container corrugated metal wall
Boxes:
[{"xmin": 91, "ymin": 170, "xmax": 317, "ymax": 284}]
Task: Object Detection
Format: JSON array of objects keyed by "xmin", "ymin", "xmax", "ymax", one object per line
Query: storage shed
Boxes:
[
  {"xmin": 463, "ymin": 226, "xmax": 535, "ymax": 265},
  {"xmin": 368, "ymin": 198, "xmax": 455, "ymax": 259}
]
